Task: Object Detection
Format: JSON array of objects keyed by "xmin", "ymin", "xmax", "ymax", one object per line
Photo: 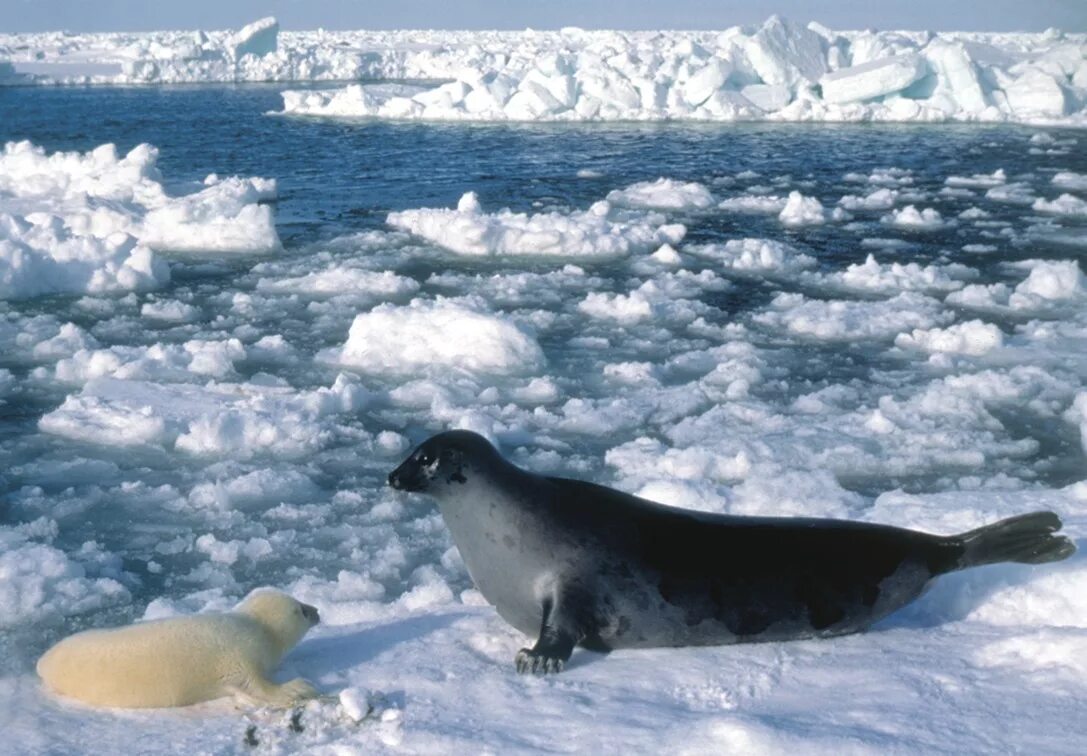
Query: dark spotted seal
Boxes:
[{"xmin": 388, "ymin": 430, "xmax": 1074, "ymax": 673}]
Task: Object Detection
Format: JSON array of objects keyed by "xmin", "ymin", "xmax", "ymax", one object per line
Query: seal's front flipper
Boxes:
[
  {"xmin": 515, "ymin": 590, "xmax": 592, "ymax": 675},
  {"xmin": 231, "ymin": 673, "xmax": 318, "ymax": 708}
]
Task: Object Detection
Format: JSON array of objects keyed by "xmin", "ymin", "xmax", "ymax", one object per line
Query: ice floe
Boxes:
[
  {"xmin": 948, "ymin": 259, "xmax": 1086, "ymax": 314},
  {"xmin": 323, "ymin": 298, "xmax": 545, "ymax": 377},
  {"xmin": 1033, "ymin": 193, "xmax": 1087, "ymax": 217},
  {"xmin": 895, "ymin": 320, "xmax": 1006, "ymax": 356},
  {"xmin": 386, "ymin": 191, "xmax": 684, "ymax": 259},
  {"xmin": 39, "ymin": 373, "xmax": 369, "ymax": 458},
  {"xmin": 778, "ymin": 191, "xmax": 827, "ymax": 226},
  {"xmin": 604, "ymin": 178, "xmax": 716, "ymax": 210},
  {"xmin": 826, "ymin": 255, "xmax": 977, "ymax": 296},
  {"xmin": 882, "ymin": 205, "xmax": 954, "ymax": 230},
  {"xmin": 687, "ymin": 237, "xmax": 816, "ymax": 276},
  {"xmin": 754, "ymin": 291, "xmax": 952, "ymax": 341},
  {"xmin": 0, "ymin": 525, "xmax": 131, "ymax": 629},
  {"xmin": 0, "ymin": 141, "xmax": 279, "ymax": 300}
]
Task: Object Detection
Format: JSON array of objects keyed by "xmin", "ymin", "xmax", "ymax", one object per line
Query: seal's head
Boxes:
[
  {"xmin": 236, "ymin": 589, "xmax": 320, "ymax": 657},
  {"xmin": 388, "ymin": 430, "xmax": 500, "ymax": 495}
]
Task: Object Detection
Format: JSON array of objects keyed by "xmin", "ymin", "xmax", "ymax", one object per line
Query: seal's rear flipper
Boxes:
[{"xmin": 956, "ymin": 511, "xmax": 1076, "ymax": 569}]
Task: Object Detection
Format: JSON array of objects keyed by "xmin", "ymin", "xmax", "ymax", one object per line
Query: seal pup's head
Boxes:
[
  {"xmin": 388, "ymin": 430, "xmax": 502, "ymax": 496},
  {"xmin": 236, "ymin": 589, "xmax": 320, "ymax": 657}
]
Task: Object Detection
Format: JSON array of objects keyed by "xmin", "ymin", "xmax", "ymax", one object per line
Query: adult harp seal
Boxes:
[{"xmin": 389, "ymin": 430, "xmax": 1074, "ymax": 673}]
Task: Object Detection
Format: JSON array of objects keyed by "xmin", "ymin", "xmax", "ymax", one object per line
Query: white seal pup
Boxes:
[
  {"xmin": 37, "ymin": 588, "xmax": 321, "ymax": 708},
  {"xmin": 388, "ymin": 430, "xmax": 1075, "ymax": 674}
]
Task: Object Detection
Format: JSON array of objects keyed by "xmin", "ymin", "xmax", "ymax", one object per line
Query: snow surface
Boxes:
[{"xmin": 2, "ymin": 16, "xmax": 1087, "ymax": 125}]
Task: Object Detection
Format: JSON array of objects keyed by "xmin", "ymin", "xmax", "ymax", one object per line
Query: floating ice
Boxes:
[
  {"xmin": 578, "ymin": 273, "xmax": 722, "ymax": 326},
  {"xmin": 1068, "ymin": 393, "xmax": 1087, "ymax": 453},
  {"xmin": 948, "ymin": 260, "xmax": 1087, "ymax": 313},
  {"xmin": 1052, "ymin": 172, "xmax": 1087, "ymax": 191},
  {"xmin": 945, "ymin": 169, "xmax": 1006, "ymax": 188},
  {"xmin": 1033, "ymin": 194, "xmax": 1087, "ymax": 217},
  {"xmin": 0, "ymin": 141, "xmax": 280, "ymax": 299},
  {"xmin": 50, "ymin": 338, "xmax": 247, "ymax": 384},
  {"xmin": 39, "ymin": 373, "xmax": 369, "ymax": 458},
  {"xmin": 604, "ymin": 179, "xmax": 715, "ymax": 210},
  {"xmin": 387, "ymin": 192, "xmax": 684, "ymax": 260},
  {"xmin": 0, "ymin": 528, "xmax": 130, "ymax": 629},
  {"xmin": 838, "ymin": 187, "xmax": 898, "ymax": 210},
  {"xmin": 895, "ymin": 320, "xmax": 1005, "ymax": 356},
  {"xmin": 778, "ymin": 191, "xmax": 827, "ymax": 226},
  {"xmin": 754, "ymin": 291, "xmax": 951, "ymax": 341},
  {"xmin": 718, "ymin": 194, "xmax": 788, "ymax": 214},
  {"xmin": 2, "ymin": 84, "xmax": 1087, "ymax": 754},
  {"xmin": 687, "ymin": 238, "xmax": 816, "ymax": 276},
  {"xmin": 882, "ymin": 205, "xmax": 953, "ymax": 231},
  {"xmin": 140, "ymin": 174, "xmax": 280, "ymax": 254},
  {"xmin": 826, "ymin": 254, "xmax": 977, "ymax": 296},
  {"xmin": 0, "ymin": 216, "xmax": 165, "ymax": 300},
  {"xmin": 986, "ymin": 182, "xmax": 1036, "ymax": 205},
  {"xmin": 846, "ymin": 167, "xmax": 915, "ymax": 187},
  {"xmin": 257, "ymin": 266, "xmax": 420, "ymax": 299},
  {"xmin": 325, "ymin": 298, "xmax": 545, "ymax": 376},
  {"xmin": 140, "ymin": 299, "xmax": 200, "ymax": 323}
]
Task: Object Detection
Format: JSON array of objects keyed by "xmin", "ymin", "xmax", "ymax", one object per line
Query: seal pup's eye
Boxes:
[{"xmin": 419, "ymin": 452, "xmax": 434, "ymax": 465}]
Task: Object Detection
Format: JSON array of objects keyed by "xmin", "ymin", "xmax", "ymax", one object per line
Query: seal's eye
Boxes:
[{"xmin": 419, "ymin": 452, "xmax": 434, "ymax": 465}]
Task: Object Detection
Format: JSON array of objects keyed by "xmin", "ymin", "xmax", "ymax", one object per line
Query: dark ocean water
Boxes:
[{"xmin": 3, "ymin": 83, "xmax": 1074, "ymax": 253}]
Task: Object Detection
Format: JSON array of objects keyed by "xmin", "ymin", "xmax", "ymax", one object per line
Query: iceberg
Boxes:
[
  {"xmin": 819, "ymin": 54, "xmax": 928, "ymax": 104},
  {"xmin": 3, "ymin": 16, "xmax": 1084, "ymax": 125}
]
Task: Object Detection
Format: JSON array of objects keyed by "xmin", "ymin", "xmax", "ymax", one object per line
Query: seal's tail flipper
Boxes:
[{"xmin": 955, "ymin": 511, "xmax": 1075, "ymax": 569}]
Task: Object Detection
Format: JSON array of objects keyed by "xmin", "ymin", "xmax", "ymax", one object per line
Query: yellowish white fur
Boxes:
[{"xmin": 37, "ymin": 589, "xmax": 320, "ymax": 709}]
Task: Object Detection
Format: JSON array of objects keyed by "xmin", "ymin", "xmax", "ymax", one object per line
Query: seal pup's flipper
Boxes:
[{"xmin": 230, "ymin": 669, "xmax": 318, "ymax": 708}]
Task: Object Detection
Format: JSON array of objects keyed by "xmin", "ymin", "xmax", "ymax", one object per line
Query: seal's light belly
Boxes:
[{"xmin": 440, "ymin": 487, "xmax": 563, "ymax": 636}]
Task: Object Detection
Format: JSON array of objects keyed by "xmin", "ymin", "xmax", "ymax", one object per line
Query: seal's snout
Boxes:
[
  {"xmin": 388, "ymin": 468, "xmax": 411, "ymax": 491},
  {"xmin": 388, "ymin": 462, "xmax": 424, "ymax": 492},
  {"xmin": 386, "ymin": 454, "xmax": 428, "ymax": 496},
  {"xmin": 301, "ymin": 603, "xmax": 320, "ymax": 626}
]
